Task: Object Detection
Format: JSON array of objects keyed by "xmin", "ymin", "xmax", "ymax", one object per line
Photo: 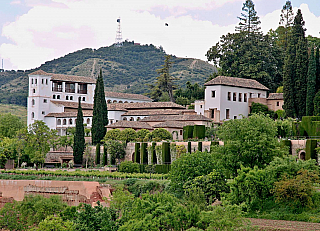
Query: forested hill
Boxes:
[{"xmin": 0, "ymin": 41, "xmax": 216, "ymax": 107}]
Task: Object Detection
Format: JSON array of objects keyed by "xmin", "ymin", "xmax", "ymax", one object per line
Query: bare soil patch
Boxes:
[{"xmin": 249, "ymin": 218, "xmax": 320, "ymax": 231}]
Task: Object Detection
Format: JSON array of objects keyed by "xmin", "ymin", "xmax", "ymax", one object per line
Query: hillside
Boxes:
[
  {"xmin": 0, "ymin": 41, "xmax": 216, "ymax": 106},
  {"xmin": 0, "ymin": 103, "xmax": 27, "ymax": 124}
]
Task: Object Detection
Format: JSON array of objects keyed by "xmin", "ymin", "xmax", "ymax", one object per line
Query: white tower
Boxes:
[{"xmin": 115, "ymin": 17, "xmax": 123, "ymax": 47}]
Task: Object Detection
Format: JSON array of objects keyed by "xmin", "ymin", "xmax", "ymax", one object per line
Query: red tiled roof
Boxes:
[
  {"xmin": 121, "ymin": 109, "xmax": 185, "ymax": 116},
  {"xmin": 106, "ymin": 121, "xmax": 153, "ymax": 130},
  {"xmin": 267, "ymin": 93, "xmax": 283, "ymax": 100},
  {"xmin": 140, "ymin": 114, "xmax": 211, "ymax": 122},
  {"xmin": 45, "ymin": 111, "xmax": 93, "ymax": 118},
  {"xmin": 105, "ymin": 91, "xmax": 151, "ymax": 101},
  {"xmin": 29, "ymin": 70, "xmax": 96, "ymax": 84},
  {"xmin": 107, "ymin": 102, "xmax": 186, "ymax": 111},
  {"xmin": 153, "ymin": 121, "xmax": 195, "ymax": 128},
  {"xmin": 51, "ymin": 100, "xmax": 94, "ymax": 109},
  {"xmin": 204, "ymin": 76, "xmax": 269, "ymax": 90}
]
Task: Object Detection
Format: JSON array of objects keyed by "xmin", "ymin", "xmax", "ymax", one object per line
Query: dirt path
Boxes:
[
  {"xmin": 249, "ymin": 218, "xmax": 320, "ymax": 230},
  {"xmin": 91, "ymin": 58, "xmax": 97, "ymax": 77}
]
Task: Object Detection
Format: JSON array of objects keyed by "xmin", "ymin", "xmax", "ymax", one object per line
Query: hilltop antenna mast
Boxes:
[{"xmin": 115, "ymin": 17, "xmax": 123, "ymax": 47}]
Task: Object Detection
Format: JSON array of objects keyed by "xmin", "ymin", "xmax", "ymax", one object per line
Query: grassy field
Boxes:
[{"xmin": 0, "ymin": 103, "xmax": 27, "ymax": 124}]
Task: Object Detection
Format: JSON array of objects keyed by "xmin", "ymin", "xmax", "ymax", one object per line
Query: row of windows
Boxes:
[
  {"xmin": 211, "ymin": 91, "xmax": 262, "ymax": 102},
  {"xmin": 31, "ymin": 99, "xmax": 48, "ymax": 106},
  {"xmin": 57, "ymin": 118, "xmax": 91, "ymax": 126},
  {"xmin": 52, "ymin": 95, "xmax": 86, "ymax": 101},
  {"xmin": 107, "ymin": 100, "xmax": 134, "ymax": 104},
  {"xmin": 31, "ymin": 111, "xmax": 46, "ymax": 118},
  {"xmin": 122, "ymin": 117, "xmax": 141, "ymax": 121},
  {"xmin": 31, "ymin": 78, "xmax": 48, "ymax": 85}
]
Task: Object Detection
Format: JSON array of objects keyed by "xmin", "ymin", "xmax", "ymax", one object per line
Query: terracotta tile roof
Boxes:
[
  {"xmin": 140, "ymin": 114, "xmax": 212, "ymax": 122},
  {"xmin": 267, "ymin": 93, "xmax": 283, "ymax": 100},
  {"xmin": 29, "ymin": 70, "xmax": 96, "ymax": 84},
  {"xmin": 153, "ymin": 121, "xmax": 195, "ymax": 128},
  {"xmin": 106, "ymin": 121, "xmax": 153, "ymax": 130},
  {"xmin": 121, "ymin": 109, "xmax": 185, "ymax": 116},
  {"xmin": 51, "ymin": 100, "xmax": 94, "ymax": 109},
  {"xmin": 107, "ymin": 102, "xmax": 186, "ymax": 111},
  {"xmin": 105, "ymin": 91, "xmax": 151, "ymax": 101},
  {"xmin": 204, "ymin": 76, "xmax": 269, "ymax": 90},
  {"xmin": 45, "ymin": 111, "xmax": 93, "ymax": 118}
]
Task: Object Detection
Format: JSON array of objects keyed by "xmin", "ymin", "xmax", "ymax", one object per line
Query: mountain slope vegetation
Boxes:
[{"xmin": 0, "ymin": 41, "xmax": 216, "ymax": 106}]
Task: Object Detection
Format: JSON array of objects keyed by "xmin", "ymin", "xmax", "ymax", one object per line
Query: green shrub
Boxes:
[
  {"xmin": 118, "ymin": 161, "xmax": 140, "ymax": 173},
  {"xmin": 183, "ymin": 126, "xmax": 194, "ymax": 140},
  {"xmin": 280, "ymin": 140, "xmax": 292, "ymax": 155},
  {"xmin": 306, "ymin": 139, "xmax": 318, "ymax": 160},
  {"xmin": 140, "ymin": 143, "xmax": 148, "ymax": 164},
  {"xmin": 162, "ymin": 142, "xmax": 170, "ymax": 164},
  {"xmin": 198, "ymin": 142, "xmax": 203, "ymax": 152},
  {"xmin": 193, "ymin": 125, "xmax": 205, "ymax": 139},
  {"xmin": 155, "ymin": 164, "xmax": 171, "ymax": 174}
]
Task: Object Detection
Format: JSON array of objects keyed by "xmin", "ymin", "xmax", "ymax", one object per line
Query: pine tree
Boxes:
[
  {"xmin": 236, "ymin": 0, "xmax": 261, "ymax": 33},
  {"xmin": 279, "ymin": 0, "xmax": 294, "ymax": 49},
  {"xmin": 92, "ymin": 69, "xmax": 108, "ymax": 145},
  {"xmin": 306, "ymin": 48, "xmax": 317, "ymax": 115},
  {"xmin": 73, "ymin": 97, "xmax": 85, "ymax": 165}
]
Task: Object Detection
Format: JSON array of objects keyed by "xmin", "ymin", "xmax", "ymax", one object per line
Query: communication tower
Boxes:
[{"xmin": 115, "ymin": 17, "xmax": 123, "ymax": 47}]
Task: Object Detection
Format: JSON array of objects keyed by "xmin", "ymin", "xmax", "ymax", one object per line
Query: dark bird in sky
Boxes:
[{"xmin": 165, "ymin": 23, "xmax": 168, "ymax": 26}]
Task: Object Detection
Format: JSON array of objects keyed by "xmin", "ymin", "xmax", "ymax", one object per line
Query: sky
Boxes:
[{"xmin": 0, "ymin": 0, "xmax": 319, "ymax": 70}]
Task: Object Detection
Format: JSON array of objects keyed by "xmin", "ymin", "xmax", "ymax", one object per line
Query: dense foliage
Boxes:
[{"xmin": 73, "ymin": 98, "xmax": 85, "ymax": 165}]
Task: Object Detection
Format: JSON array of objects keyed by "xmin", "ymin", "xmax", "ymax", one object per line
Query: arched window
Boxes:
[
  {"xmin": 53, "ymin": 95, "xmax": 56, "ymax": 99},
  {"xmin": 130, "ymin": 117, "xmax": 134, "ymax": 121},
  {"xmin": 32, "ymin": 99, "xmax": 35, "ymax": 106},
  {"xmin": 66, "ymin": 96, "xmax": 69, "ymax": 100},
  {"xmin": 130, "ymin": 101, "xmax": 134, "ymax": 103},
  {"xmin": 33, "ymin": 89, "xmax": 35, "ymax": 93},
  {"xmin": 107, "ymin": 99, "xmax": 111, "ymax": 103},
  {"xmin": 69, "ymin": 119, "xmax": 73, "ymax": 125},
  {"xmin": 31, "ymin": 112, "xmax": 34, "ymax": 119},
  {"xmin": 119, "ymin": 101, "xmax": 123, "ymax": 103},
  {"xmin": 57, "ymin": 119, "xmax": 61, "ymax": 125},
  {"xmin": 31, "ymin": 79, "xmax": 34, "ymax": 84},
  {"xmin": 123, "ymin": 117, "xmax": 127, "ymax": 121},
  {"xmin": 87, "ymin": 118, "xmax": 90, "ymax": 124},
  {"xmin": 124, "ymin": 101, "xmax": 128, "ymax": 103},
  {"xmin": 113, "ymin": 100, "xmax": 117, "ymax": 103},
  {"xmin": 137, "ymin": 117, "xmax": 140, "ymax": 121},
  {"xmin": 35, "ymin": 79, "xmax": 37, "ymax": 84},
  {"xmin": 57, "ymin": 95, "xmax": 60, "ymax": 99},
  {"xmin": 70, "ymin": 96, "xmax": 73, "ymax": 100},
  {"xmin": 63, "ymin": 119, "xmax": 67, "ymax": 125}
]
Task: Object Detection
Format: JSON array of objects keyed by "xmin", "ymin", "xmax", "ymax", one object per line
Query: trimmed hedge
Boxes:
[
  {"xmin": 306, "ymin": 139, "xmax": 318, "ymax": 160},
  {"xmin": 103, "ymin": 144, "xmax": 108, "ymax": 166},
  {"xmin": 95, "ymin": 143, "xmax": 100, "ymax": 165},
  {"xmin": 294, "ymin": 116, "xmax": 320, "ymax": 137},
  {"xmin": 162, "ymin": 142, "xmax": 171, "ymax": 164},
  {"xmin": 151, "ymin": 142, "xmax": 157, "ymax": 164},
  {"xmin": 280, "ymin": 140, "xmax": 292, "ymax": 155},
  {"xmin": 198, "ymin": 142, "xmax": 203, "ymax": 152},
  {"xmin": 134, "ymin": 143, "xmax": 140, "ymax": 163},
  {"xmin": 140, "ymin": 143, "xmax": 148, "ymax": 164},
  {"xmin": 183, "ymin": 125, "xmax": 194, "ymax": 140},
  {"xmin": 155, "ymin": 164, "xmax": 171, "ymax": 174},
  {"xmin": 188, "ymin": 141, "xmax": 191, "ymax": 153},
  {"xmin": 193, "ymin": 125, "xmax": 205, "ymax": 139}
]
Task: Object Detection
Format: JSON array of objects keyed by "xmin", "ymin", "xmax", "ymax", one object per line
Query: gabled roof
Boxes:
[
  {"xmin": 29, "ymin": 70, "xmax": 96, "ymax": 84},
  {"xmin": 267, "ymin": 93, "xmax": 283, "ymax": 100},
  {"xmin": 122, "ymin": 109, "xmax": 185, "ymax": 116},
  {"xmin": 140, "ymin": 114, "xmax": 211, "ymax": 122},
  {"xmin": 153, "ymin": 121, "xmax": 195, "ymax": 128},
  {"xmin": 51, "ymin": 100, "xmax": 94, "ymax": 110},
  {"xmin": 106, "ymin": 121, "xmax": 153, "ymax": 130},
  {"xmin": 105, "ymin": 91, "xmax": 151, "ymax": 101},
  {"xmin": 107, "ymin": 102, "xmax": 186, "ymax": 111},
  {"xmin": 204, "ymin": 76, "xmax": 269, "ymax": 91},
  {"xmin": 45, "ymin": 111, "xmax": 93, "ymax": 118}
]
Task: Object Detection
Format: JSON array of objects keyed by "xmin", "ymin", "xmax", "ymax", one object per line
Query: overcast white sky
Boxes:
[{"xmin": 0, "ymin": 0, "xmax": 319, "ymax": 70}]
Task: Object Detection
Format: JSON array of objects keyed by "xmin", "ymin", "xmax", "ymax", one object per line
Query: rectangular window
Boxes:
[
  {"xmin": 211, "ymin": 110, "xmax": 214, "ymax": 119},
  {"xmin": 233, "ymin": 92, "xmax": 236, "ymax": 101},
  {"xmin": 234, "ymin": 115, "xmax": 237, "ymax": 119},
  {"xmin": 180, "ymin": 130, "xmax": 183, "ymax": 135},
  {"xmin": 43, "ymin": 99, "xmax": 47, "ymax": 103},
  {"xmin": 78, "ymin": 83, "xmax": 87, "ymax": 94},
  {"xmin": 211, "ymin": 90, "xmax": 216, "ymax": 98},
  {"xmin": 249, "ymin": 93, "xmax": 253, "ymax": 98},
  {"xmin": 35, "ymin": 79, "xmax": 37, "ymax": 85},
  {"xmin": 244, "ymin": 93, "xmax": 247, "ymax": 102},
  {"xmin": 52, "ymin": 81, "xmax": 62, "ymax": 92},
  {"xmin": 53, "ymin": 95, "xmax": 56, "ymax": 99},
  {"xmin": 226, "ymin": 109, "xmax": 230, "ymax": 119},
  {"xmin": 46, "ymin": 79, "xmax": 48, "ymax": 85},
  {"xmin": 42, "ymin": 111, "xmax": 45, "ymax": 115},
  {"xmin": 238, "ymin": 93, "xmax": 242, "ymax": 102},
  {"xmin": 41, "ymin": 79, "xmax": 44, "ymax": 84},
  {"xmin": 228, "ymin": 92, "xmax": 231, "ymax": 101},
  {"xmin": 65, "ymin": 82, "xmax": 75, "ymax": 93},
  {"xmin": 200, "ymin": 105, "xmax": 203, "ymax": 108},
  {"xmin": 277, "ymin": 101, "xmax": 280, "ymax": 106},
  {"xmin": 258, "ymin": 93, "xmax": 261, "ymax": 98}
]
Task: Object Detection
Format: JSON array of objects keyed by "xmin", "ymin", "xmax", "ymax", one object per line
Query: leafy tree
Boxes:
[
  {"xmin": 83, "ymin": 145, "xmax": 94, "ymax": 168},
  {"xmin": 119, "ymin": 160, "xmax": 140, "ymax": 173},
  {"xmin": 105, "ymin": 140, "xmax": 126, "ymax": 164},
  {"xmin": 250, "ymin": 102, "xmax": 275, "ymax": 117},
  {"xmin": 73, "ymin": 98, "xmax": 85, "ymax": 165},
  {"xmin": 0, "ymin": 113, "xmax": 24, "ymax": 138},
  {"xmin": 136, "ymin": 129, "xmax": 150, "ymax": 141},
  {"xmin": 212, "ymin": 114, "xmax": 286, "ymax": 177},
  {"xmin": 169, "ymin": 151, "xmax": 217, "ymax": 197},
  {"xmin": 92, "ymin": 69, "xmax": 108, "ymax": 144},
  {"xmin": 146, "ymin": 128, "xmax": 172, "ymax": 141},
  {"xmin": 103, "ymin": 129, "xmax": 121, "ymax": 141},
  {"xmin": 148, "ymin": 55, "xmax": 176, "ymax": 102},
  {"xmin": 119, "ymin": 128, "xmax": 137, "ymax": 143},
  {"xmin": 58, "ymin": 135, "xmax": 73, "ymax": 151},
  {"xmin": 314, "ymin": 91, "xmax": 320, "ymax": 116},
  {"xmin": 0, "ymin": 137, "xmax": 17, "ymax": 168},
  {"xmin": 306, "ymin": 48, "xmax": 317, "ymax": 115},
  {"xmin": 36, "ymin": 215, "xmax": 75, "ymax": 231},
  {"xmin": 236, "ymin": 0, "xmax": 261, "ymax": 33}
]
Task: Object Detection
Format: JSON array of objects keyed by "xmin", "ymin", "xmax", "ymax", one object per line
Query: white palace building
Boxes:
[{"xmin": 27, "ymin": 70, "xmax": 152, "ymax": 135}]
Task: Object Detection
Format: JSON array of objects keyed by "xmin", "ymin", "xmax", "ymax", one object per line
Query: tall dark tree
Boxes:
[
  {"xmin": 73, "ymin": 97, "xmax": 85, "ymax": 165},
  {"xmin": 236, "ymin": 0, "xmax": 261, "ymax": 33},
  {"xmin": 283, "ymin": 9, "xmax": 308, "ymax": 118},
  {"xmin": 148, "ymin": 55, "xmax": 176, "ymax": 102},
  {"xmin": 92, "ymin": 69, "xmax": 108, "ymax": 144},
  {"xmin": 306, "ymin": 48, "xmax": 317, "ymax": 115},
  {"xmin": 315, "ymin": 47, "xmax": 320, "ymax": 93}
]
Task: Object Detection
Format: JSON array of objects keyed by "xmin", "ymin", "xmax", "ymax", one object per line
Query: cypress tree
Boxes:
[
  {"xmin": 92, "ymin": 69, "xmax": 108, "ymax": 144},
  {"xmin": 306, "ymin": 48, "xmax": 317, "ymax": 116},
  {"xmin": 315, "ymin": 48, "xmax": 320, "ymax": 93},
  {"xmin": 73, "ymin": 97, "xmax": 85, "ymax": 165}
]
